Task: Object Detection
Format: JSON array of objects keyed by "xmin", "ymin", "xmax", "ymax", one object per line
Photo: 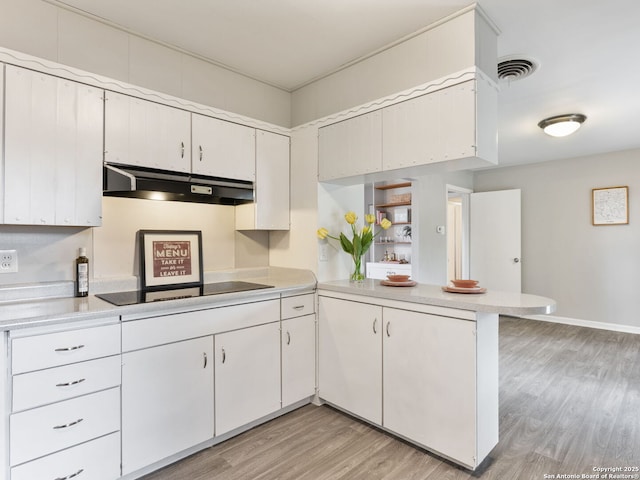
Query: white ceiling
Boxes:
[{"xmin": 51, "ymin": 0, "xmax": 640, "ymax": 167}]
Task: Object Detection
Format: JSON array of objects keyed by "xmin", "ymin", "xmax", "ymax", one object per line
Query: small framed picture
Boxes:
[
  {"xmin": 592, "ymin": 186, "xmax": 629, "ymax": 226},
  {"xmin": 139, "ymin": 230, "xmax": 203, "ymax": 290}
]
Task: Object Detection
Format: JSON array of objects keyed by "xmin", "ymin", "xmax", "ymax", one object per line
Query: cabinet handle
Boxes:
[
  {"xmin": 222, "ymin": 348, "xmax": 226, "ymax": 364},
  {"xmin": 292, "ymin": 305, "xmax": 305, "ymax": 311},
  {"xmin": 56, "ymin": 378, "xmax": 86, "ymax": 388},
  {"xmin": 180, "ymin": 141, "xmax": 185, "ymax": 158},
  {"xmin": 386, "ymin": 322, "xmax": 391, "ymax": 337},
  {"xmin": 373, "ymin": 318, "xmax": 378, "ymax": 334},
  {"xmin": 203, "ymin": 352, "xmax": 208, "ymax": 369},
  {"xmin": 286, "ymin": 331, "xmax": 291, "ymax": 345},
  {"xmin": 55, "ymin": 468, "xmax": 84, "ymax": 480},
  {"xmin": 53, "ymin": 418, "xmax": 84, "ymax": 430},
  {"xmin": 54, "ymin": 344, "xmax": 85, "ymax": 352},
  {"xmin": 199, "ymin": 145, "xmax": 203, "ymax": 161}
]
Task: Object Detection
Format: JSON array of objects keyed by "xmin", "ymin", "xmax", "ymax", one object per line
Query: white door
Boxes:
[
  {"xmin": 214, "ymin": 322, "xmax": 281, "ymax": 435},
  {"xmin": 470, "ymin": 189, "xmax": 522, "ymax": 292}
]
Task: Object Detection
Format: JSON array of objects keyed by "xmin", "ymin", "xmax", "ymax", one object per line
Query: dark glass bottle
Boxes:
[{"xmin": 75, "ymin": 247, "xmax": 89, "ymax": 297}]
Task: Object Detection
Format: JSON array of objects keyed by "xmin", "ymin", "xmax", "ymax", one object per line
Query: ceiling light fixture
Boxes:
[{"xmin": 538, "ymin": 114, "xmax": 586, "ymax": 137}]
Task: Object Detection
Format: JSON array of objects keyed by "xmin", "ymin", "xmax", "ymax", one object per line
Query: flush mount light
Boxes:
[{"xmin": 538, "ymin": 114, "xmax": 587, "ymax": 137}]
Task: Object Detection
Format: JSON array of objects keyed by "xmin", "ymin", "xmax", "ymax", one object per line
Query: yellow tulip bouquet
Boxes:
[{"xmin": 317, "ymin": 212, "xmax": 392, "ymax": 281}]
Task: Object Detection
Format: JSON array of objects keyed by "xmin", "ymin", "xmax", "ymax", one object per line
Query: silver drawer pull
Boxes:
[
  {"xmin": 53, "ymin": 418, "xmax": 84, "ymax": 430},
  {"xmin": 56, "ymin": 378, "xmax": 86, "ymax": 388},
  {"xmin": 55, "ymin": 468, "xmax": 84, "ymax": 480},
  {"xmin": 292, "ymin": 305, "xmax": 305, "ymax": 311},
  {"xmin": 54, "ymin": 344, "xmax": 85, "ymax": 352}
]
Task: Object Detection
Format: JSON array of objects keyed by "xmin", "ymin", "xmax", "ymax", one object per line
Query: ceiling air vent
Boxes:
[{"xmin": 497, "ymin": 57, "xmax": 538, "ymax": 82}]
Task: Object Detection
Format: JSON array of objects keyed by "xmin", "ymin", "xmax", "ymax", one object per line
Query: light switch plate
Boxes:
[{"xmin": 0, "ymin": 250, "xmax": 18, "ymax": 273}]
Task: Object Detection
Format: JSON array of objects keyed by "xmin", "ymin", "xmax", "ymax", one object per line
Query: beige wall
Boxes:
[
  {"xmin": 474, "ymin": 148, "xmax": 640, "ymax": 328},
  {"xmin": 0, "ymin": 0, "xmax": 291, "ymax": 127}
]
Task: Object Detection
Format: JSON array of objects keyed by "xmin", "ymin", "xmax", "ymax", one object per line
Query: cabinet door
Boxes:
[
  {"xmin": 383, "ymin": 307, "xmax": 477, "ymax": 467},
  {"xmin": 215, "ymin": 322, "xmax": 281, "ymax": 435},
  {"xmin": 318, "ymin": 110, "xmax": 382, "ymax": 181},
  {"xmin": 104, "ymin": 91, "xmax": 191, "ymax": 173},
  {"xmin": 192, "ymin": 113, "xmax": 255, "ymax": 181},
  {"xmin": 382, "ymin": 81, "xmax": 476, "ymax": 172},
  {"xmin": 256, "ymin": 130, "xmax": 290, "ymax": 229},
  {"xmin": 318, "ymin": 296, "xmax": 382, "ymax": 425},
  {"xmin": 282, "ymin": 314, "xmax": 316, "ymax": 407},
  {"xmin": 3, "ymin": 66, "xmax": 103, "ymax": 226},
  {"xmin": 122, "ymin": 336, "xmax": 214, "ymax": 475}
]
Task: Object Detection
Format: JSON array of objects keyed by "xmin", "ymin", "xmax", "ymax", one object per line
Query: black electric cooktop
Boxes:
[{"xmin": 96, "ymin": 281, "xmax": 274, "ymax": 306}]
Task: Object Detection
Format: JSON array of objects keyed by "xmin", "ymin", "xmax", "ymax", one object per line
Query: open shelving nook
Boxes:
[{"xmin": 366, "ymin": 180, "xmax": 413, "ymax": 279}]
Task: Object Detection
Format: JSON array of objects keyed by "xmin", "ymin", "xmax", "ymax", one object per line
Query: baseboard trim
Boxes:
[{"xmin": 521, "ymin": 314, "xmax": 640, "ymax": 335}]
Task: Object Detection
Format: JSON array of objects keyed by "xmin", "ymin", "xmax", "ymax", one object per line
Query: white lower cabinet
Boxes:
[
  {"xmin": 8, "ymin": 319, "xmax": 122, "ymax": 479},
  {"xmin": 382, "ymin": 308, "xmax": 477, "ymax": 467},
  {"xmin": 282, "ymin": 314, "xmax": 316, "ymax": 407},
  {"xmin": 215, "ymin": 322, "xmax": 281, "ymax": 435},
  {"xmin": 11, "ymin": 432, "xmax": 120, "ymax": 480},
  {"xmin": 318, "ymin": 292, "xmax": 498, "ymax": 469},
  {"xmin": 318, "ymin": 296, "xmax": 382, "ymax": 425},
  {"xmin": 121, "ymin": 336, "xmax": 214, "ymax": 475}
]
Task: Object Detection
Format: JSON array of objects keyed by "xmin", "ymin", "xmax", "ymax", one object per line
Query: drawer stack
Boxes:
[{"xmin": 9, "ymin": 320, "xmax": 122, "ymax": 480}]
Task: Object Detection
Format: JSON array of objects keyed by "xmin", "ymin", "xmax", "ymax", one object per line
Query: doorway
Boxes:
[{"xmin": 446, "ymin": 185, "xmax": 471, "ymax": 282}]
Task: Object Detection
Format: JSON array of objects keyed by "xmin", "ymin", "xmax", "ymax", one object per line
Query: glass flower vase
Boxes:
[{"xmin": 350, "ymin": 255, "xmax": 365, "ymax": 282}]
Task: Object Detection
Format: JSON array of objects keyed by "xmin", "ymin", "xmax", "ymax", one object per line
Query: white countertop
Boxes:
[
  {"xmin": 0, "ymin": 267, "xmax": 317, "ymax": 330},
  {"xmin": 318, "ymin": 279, "xmax": 556, "ymax": 316}
]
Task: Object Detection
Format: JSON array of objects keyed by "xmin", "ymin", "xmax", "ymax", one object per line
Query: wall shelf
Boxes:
[{"xmin": 375, "ymin": 182, "xmax": 412, "ymax": 190}]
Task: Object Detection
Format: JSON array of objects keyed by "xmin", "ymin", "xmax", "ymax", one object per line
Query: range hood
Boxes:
[{"xmin": 103, "ymin": 164, "xmax": 254, "ymax": 205}]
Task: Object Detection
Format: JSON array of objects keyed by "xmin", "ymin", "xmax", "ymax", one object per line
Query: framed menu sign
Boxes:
[{"xmin": 139, "ymin": 230, "xmax": 203, "ymax": 290}]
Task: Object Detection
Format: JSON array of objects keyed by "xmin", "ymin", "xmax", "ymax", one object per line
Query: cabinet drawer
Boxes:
[
  {"xmin": 281, "ymin": 294, "xmax": 315, "ymax": 320},
  {"xmin": 10, "ymin": 387, "xmax": 120, "ymax": 466},
  {"xmin": 12, "ymin": 323, "xmax": 121, "ymax": 374},
  {"xmin": 11, "ymin": 431, "xmax": 120, "ymax": 480},
  {"xmin": 13, "ymin": 355, "xmax": 121, "ymax": 412}
]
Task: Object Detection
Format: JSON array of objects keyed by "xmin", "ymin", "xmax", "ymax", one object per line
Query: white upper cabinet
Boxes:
[
  {"xmin": 192, "ymin": 113, "xmax": 256, "ymax": 182},
  {"xmin": 3, "ymin": 65, "xmax": 103, "ymax": 226},
  {"xmin": 318, "ymin": 110, "xmax": 382, "ymax": 181},
  {"xmin": 104, "ymin": 91, "xmax": 191, "ymax": 173},
  {"xmin": 236, "ymin": 130, "xmax": 290, "ymax": 230},
  {"xmin": 383, "ymin": 81, "xmax": 476, "ymax": 171}
]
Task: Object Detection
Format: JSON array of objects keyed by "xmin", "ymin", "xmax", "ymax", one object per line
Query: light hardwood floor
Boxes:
[{"xmin": 142, "ymin": 317, "xmax": 640, "ymax": 479}]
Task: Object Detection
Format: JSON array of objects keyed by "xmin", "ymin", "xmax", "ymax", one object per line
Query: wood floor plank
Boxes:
[{"xmin": 143, "ymin": 317, "xmax": 640, "ymax": 480}]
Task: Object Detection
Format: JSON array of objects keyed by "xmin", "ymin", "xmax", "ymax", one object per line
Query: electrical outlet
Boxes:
[{"xmin": 0, "ymin": 250, "xmax": 18, "ymax": 273}]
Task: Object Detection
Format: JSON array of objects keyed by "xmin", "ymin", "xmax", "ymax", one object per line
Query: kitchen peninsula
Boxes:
[{"xmin": 317, "ymin": 279, "xmax": 555, "ymax": 470}]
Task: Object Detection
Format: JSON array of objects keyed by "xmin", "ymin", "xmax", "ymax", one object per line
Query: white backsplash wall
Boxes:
[
  {"xmin": 95, "ymin": 197, "xmax": 268, "ymax": 280},
  {"xmin": 0, "ymin": 196, "xmax": 269, "ymax": 288},
  {"xmin": 0, "ymin": 225, "xmax": 92, "ymax": 285}
]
